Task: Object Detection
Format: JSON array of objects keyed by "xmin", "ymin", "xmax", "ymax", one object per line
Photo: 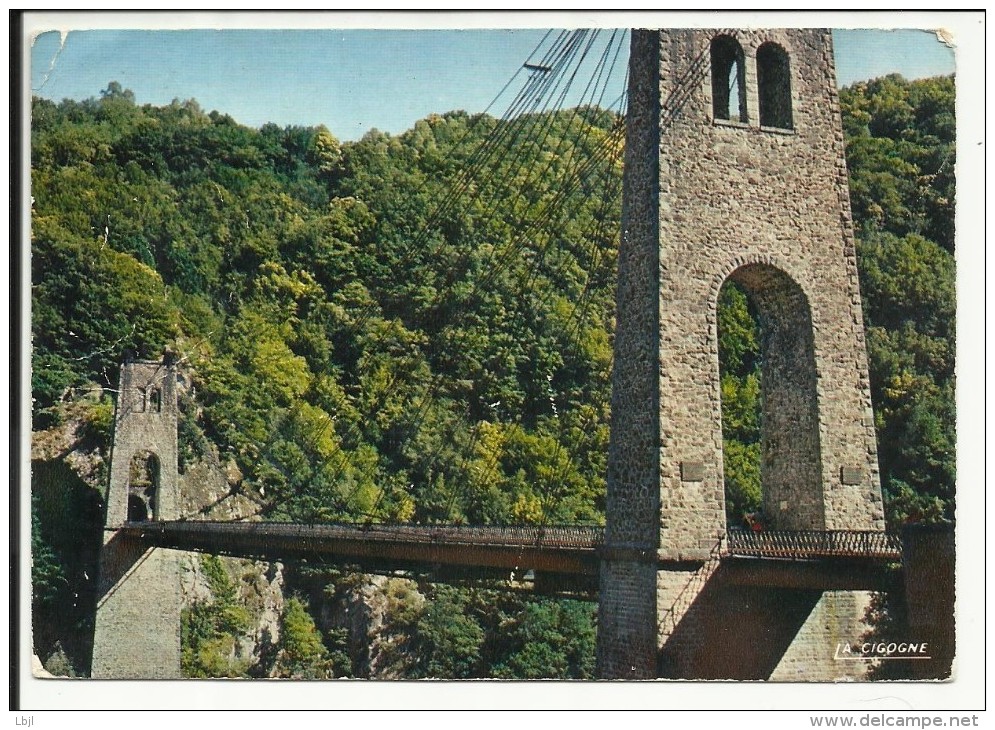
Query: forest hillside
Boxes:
[{"xmin": 29, "ymin": 72, "xmax": 955, "ymax": 678}]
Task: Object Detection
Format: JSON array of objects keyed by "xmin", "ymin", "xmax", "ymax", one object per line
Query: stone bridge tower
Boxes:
[
  {"xmin": 597, "ymin": 28, "xmax": 884, "ymax": 679},
  {"xmin": 91, "ymin": 359, "xmax": 182, "ymax": 678}
]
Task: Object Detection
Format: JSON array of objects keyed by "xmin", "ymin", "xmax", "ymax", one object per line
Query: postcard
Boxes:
[{"xmin": 13, "ymin": 9, "xmax": 985, "ymax": 716}]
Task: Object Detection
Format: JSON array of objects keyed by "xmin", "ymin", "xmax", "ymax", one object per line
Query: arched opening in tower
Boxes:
[
  {"xmin": 148, "ymin": 387, "xmax": 162, "ymax": 413},
  {"xmin": 717, "ymin": 264, "xmax": 824, "ymax": 532},
  {"xmin": 710, "ymin": 35, "xmax": 748, "ymax": 124},
  {"xmin": 127, "ymin": 450, "xmax": 160, "ymax": 522},
  {"xmin": 757, "ymin": 42, "xmax": 793, "ymax": 129}
]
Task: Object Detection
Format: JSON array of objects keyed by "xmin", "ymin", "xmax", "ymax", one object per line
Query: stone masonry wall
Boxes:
[
  {"xmin": 655, "ymin": 27, "xmax": 883, "ymax": 548},
  {"xmin": 91, "ymin": 361, "xmax": 182, "ymax": 679},
  {"xmin": 596, "ymin": 28, "xmax": 664, "ymax": 679},
  {"xmin": 598, "ymin": 28, "xmax": 885, "ymax": 679},
  {"xmin": 657, "ymin": 570, "xmax": 874, "ymax": 681},
  {"xmin": 90, "ymin": 542, "xmax": 182, "ymax": 679},
  {"xmin": 770, "ymin": 591, "xmax": 875, "ymax": 681}
]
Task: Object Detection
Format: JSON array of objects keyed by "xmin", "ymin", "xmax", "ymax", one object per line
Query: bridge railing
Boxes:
[{"xmin": 725, "ymin": 529, "xmax": 902, "ymax": 560}]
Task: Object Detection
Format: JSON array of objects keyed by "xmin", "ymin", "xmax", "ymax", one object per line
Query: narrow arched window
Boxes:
[
  {"xmin": 149, "ymin": 387, "xmax": 162, "ymax": 413},
  {"xmin": 711, "ymin": 35, "xmax": 747, "ymax": 123},
  {"xmin": 757, "ymin": 42, "xmax": 793, "ymax": 129}
]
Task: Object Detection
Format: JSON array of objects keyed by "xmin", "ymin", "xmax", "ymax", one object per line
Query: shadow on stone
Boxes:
[
  {"xmin": 95, "ymin": 530, "xmax": 153, "ymax": 602},
  {"xmin": 658, "ymin": 563, "xmax": 821, "ymax": 680}
]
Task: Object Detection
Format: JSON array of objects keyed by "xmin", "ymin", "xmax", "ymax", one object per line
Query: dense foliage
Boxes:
[
  {"xmin": 842, "ymin": 74, "xmax": 956, "ymax": 526},
  {"xmin": 272, "ymin": 596, "xmax": 337, "ymax": 679},
  {"xmin": 32, "ymin": 85, "xmax": 618, "ymax": 528},
  {"xmin": 312, "ymin": 572, "xmax": 597, "ymax": 680},
  {"xmin": 181, "ymin": 555, "xmax": 253, "ymax": 678},
  {"xmin": 717, "ymin": 282, "xmax": 762, "ymax": 522},
  {"xmin": 390, "ymin": 583, "xmax": 595, "ymax": 679},
  {"xmin": 31, "ymin": 458, "xmax": 104, "ymax": 675},
  {"xmin": 30, "ymin": 71, "xmax": 954, "ymax": 677}
]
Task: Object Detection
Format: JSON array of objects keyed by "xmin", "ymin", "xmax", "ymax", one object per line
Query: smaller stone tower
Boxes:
[
  {"xmin": 103, "ymin": 359, "xmax": 179, "ymax": 527},
  {"xmin": 91, "ymin": 359, "xmax": 182, "ymax": 678}
]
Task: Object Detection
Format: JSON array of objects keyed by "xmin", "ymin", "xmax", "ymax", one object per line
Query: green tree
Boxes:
[
  {"xmin": 30, "ymin": 497, "xmax": 67, "ymax": 615},
  {"xmin": 856, "ymin": 231, "xmax": 955, "ymax": 527},
  {"xmin": 181, "ymin": 556, "xmax": 252, "ymax": 678},
  {"xmin": 409, "ymin": 585, "xmax": 484, "ymax": 678},
  {"xmin": 30, "ymin": 459, "xmax": 104, "ymax": 675},
  {"xmin": 490, "ymin": 599, "xmax": 596, "ymax": 679},
  {"xmin": 841, "ymin": 74, "xmax": 956, "ymax": 529},
  {"xmin": 716, "ymin": 281, "xmax": 762, "ymax": 522},
  {"xmin": 841, "ymin": 74, "xmax": 955, "ymax": 252},
  {"xmin": 274, "ymin": 597, "xmax": 333, "ymax": 679}
]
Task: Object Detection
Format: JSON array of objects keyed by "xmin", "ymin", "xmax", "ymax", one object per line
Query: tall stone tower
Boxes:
[
  {"xmin": 597, "ymin": 29, "xmax": 885, "ymax": 679},
  {"xmin": 91, "ymin": 359, "xmax": 182, "ymax": 678}
]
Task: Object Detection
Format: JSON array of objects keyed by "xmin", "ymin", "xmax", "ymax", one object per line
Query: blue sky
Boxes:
[{"xmin": 28, "ymin": 24, "xmax": 956, "ymax": 142}]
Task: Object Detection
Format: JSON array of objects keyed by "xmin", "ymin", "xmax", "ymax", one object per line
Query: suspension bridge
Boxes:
[
  {"xmin": 118, "ymin": 519, "xmax": 904, "ymax": 594},
  {"xmin": 88, "ymin": 28, "xmax": 954, "ymax": 681}
]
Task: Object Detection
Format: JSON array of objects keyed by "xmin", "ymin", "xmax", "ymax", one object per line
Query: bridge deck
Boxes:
[
  {"xmin": 119, "ymin": 522, "xmax": 902, "ymax": 587},
  {"xmin": 119, "ymin": 520, "xmax": 604, "ymax": 576}
]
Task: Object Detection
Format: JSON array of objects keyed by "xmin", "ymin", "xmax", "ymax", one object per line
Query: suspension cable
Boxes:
[{"xmin": 253, "ymin": 29, "xmax": 630, "ymax": 524}]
